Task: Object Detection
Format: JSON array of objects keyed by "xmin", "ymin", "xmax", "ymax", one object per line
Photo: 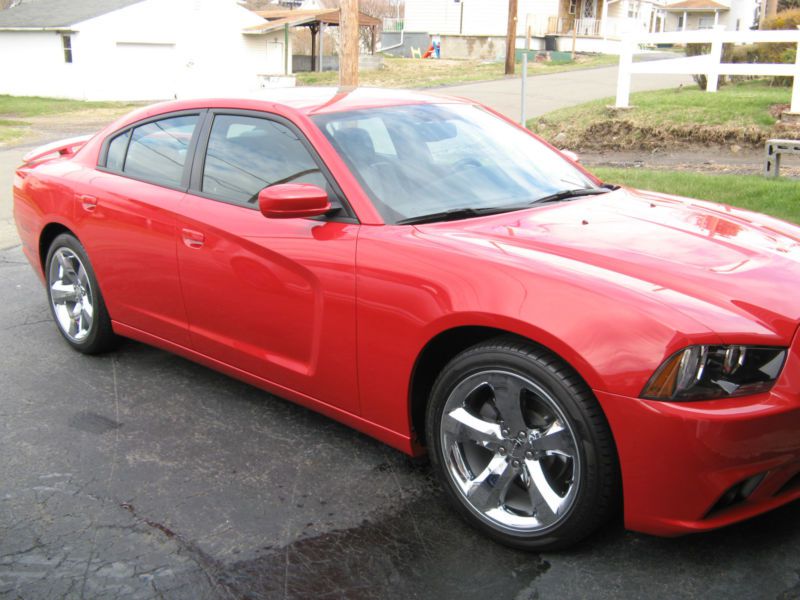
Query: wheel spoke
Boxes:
[
  {"xmin": 443, "ymin": 407, "xmax": 503, "ymax": 449},
  {"xmin": 530, "ymin": 422, "xmax": 575, "ymax": 457},
  {"xmin": 486, "ymin": 374, "xmax": 527, "ymax": 433},
  {"xmin": 50, "ymin": 282, "xmax": 80, "ymax": 304},
  {"xmin": 56, "ymin": 252, "xmax": 77, "ymax": 281},
  {"xmin": 67, "ymin": 315, "xmax": 79, "ymax": 338},
  {"xmin": 80, "ymin": 305, "xmax": 93, "ymax": 326},
  {"xmin": 526, "ymin": 458, "xmax": 568, "ymax": 517},
  {"xmin": 77, "ymin": 264, "xmax": 89, "ymax": 287},
  {"xmin": 465, "ymin": 455, "xmax": 519, "ymax": 512}
]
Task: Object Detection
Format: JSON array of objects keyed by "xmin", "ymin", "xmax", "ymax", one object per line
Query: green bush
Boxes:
[{"xmin": 722, "ymin": 9, "xmax": 800, "ymax": 86}]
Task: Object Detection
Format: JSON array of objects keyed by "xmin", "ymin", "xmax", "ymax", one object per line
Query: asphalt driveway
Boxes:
[{"xmin": 2, "ymin": 244, "xmax": 800, "ymax": 599}]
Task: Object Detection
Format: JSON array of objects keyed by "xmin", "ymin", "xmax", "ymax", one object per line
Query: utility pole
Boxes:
[
  {"xmin": 505, "ymin": 0, "xmax": 518, "ymax": 75},
  {"xmin": 340, "ymin": 0, "xmax": 359, "ymax": 89}
]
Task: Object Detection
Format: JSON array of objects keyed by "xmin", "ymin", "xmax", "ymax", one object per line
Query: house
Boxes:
[
  {"xmin": 663, "ymin": 0, "xmax": 758, "ymax": 31},
  {"xmin": 384, "ymin": 0, "xmax": 760, "ymax": 56},
  {"xmin": 0, "ymin": 0, "xmax": 294, "ymax": 101}
]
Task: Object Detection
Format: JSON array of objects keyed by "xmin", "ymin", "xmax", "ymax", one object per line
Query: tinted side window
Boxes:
[
  {"xmin": 106, "ymin": 130, "xmax": 130, "ymax": 171},
  {"xmin": 123, "ymin": 115, "xmax": 198, "ymax": 187},
  {"xmin": 202, "ymin": 115, "xmax": 325, "ymax": 206}
]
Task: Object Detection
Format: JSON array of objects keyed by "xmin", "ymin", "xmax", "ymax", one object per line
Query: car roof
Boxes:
[{"xmin": 142, "ymin": 87, "xmax": 469, "ymax": 118}]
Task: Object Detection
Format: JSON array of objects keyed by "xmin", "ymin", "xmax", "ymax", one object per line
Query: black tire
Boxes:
[
  {"xmin": 425, "ymin": 336, "xmax": 620, "ymax": 551},
  {"xmin": 44, "ymin": 233, "xmax": 117, "ymax": 354}
]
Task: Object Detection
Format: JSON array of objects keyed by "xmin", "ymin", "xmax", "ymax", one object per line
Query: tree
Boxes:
[{"xmin": 322, "ymin": 0, "xmax": 401, "ymax": 50}]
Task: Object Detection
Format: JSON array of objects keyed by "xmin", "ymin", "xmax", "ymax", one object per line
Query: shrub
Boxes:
[{"xmin": 724, "ymin": 9, "xmax": 800, "ymax": 86}]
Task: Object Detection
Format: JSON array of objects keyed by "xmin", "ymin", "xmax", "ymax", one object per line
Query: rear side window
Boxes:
[
  {"xmin": 105, "ymin": 114, "xmax": 198, "ymax": 188},
  {"xmin": 105, "ymin": 130, "xmax": 130, "ymax": 172},
  {"xmin": 202, "ymin": 114, "xmax": 325, "ymax": 206}
]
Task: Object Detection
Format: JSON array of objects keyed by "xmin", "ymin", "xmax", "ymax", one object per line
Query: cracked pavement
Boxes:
[{"xmin": 2, "ymin": 245, "xmax": 800, "ymax": 599}]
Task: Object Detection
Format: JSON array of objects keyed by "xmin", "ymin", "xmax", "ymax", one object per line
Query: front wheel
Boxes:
[
  {"xmin": 45, "ymin": 233, "xmax": 117, "ymax": 354},
  {"xmin": 426, "ymin": 337, "xmax": 619, "ymax": 550}
]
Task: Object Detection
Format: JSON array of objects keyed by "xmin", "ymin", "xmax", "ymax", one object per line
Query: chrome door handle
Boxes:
[
  {"xmin": 181, "ymin": 228, "xmax": 205, "ymax": 249},
  {"xmin": 78, "ymin": 194, "xmax": 98, "ymax": 212}
]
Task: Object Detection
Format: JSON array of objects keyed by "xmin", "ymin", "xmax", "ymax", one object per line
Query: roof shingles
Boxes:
[{"xmin": 0, "ymin": 0, "xmax": 145, "ymax": 29}]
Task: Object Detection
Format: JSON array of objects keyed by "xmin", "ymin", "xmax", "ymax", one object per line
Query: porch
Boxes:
[{"xmin": 546, "ymin": 0, "xmax": 667, "ymax": 39}]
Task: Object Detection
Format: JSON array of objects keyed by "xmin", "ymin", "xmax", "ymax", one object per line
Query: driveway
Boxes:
[
  {"xmin": 439, "ymin": 63, "xmax": 693, "ymax": 120},
  {"xmin": 2, "ymin": 244, "xmax": 800, "ymax": 598}
]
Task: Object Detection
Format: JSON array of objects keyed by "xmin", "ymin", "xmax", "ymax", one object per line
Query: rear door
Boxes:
[
  {"xmin": 75, "ymin": 111, "xmax": 203, "ymax": 347},
  {"xmin": 175, "ymin": 110, "xmax": 360, "ymax": 413}
]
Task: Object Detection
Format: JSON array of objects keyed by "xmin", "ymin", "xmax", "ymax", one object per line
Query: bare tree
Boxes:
[{"xmin": 321, "ymin": 0, "xmax": 401, "ymax": 49}]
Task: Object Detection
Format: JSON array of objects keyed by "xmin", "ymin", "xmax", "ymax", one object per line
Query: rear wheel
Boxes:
[
  {"xmin": 426, "ymin": 337, "xmax": 619, "ymax": 550},
  {"xmin": 45, "ymin": 233, "xmax": 117, "ymax": 354}
]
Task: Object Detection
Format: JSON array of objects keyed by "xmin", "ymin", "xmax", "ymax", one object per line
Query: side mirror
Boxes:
[
  {"xmin": 258, "ymin": 183, "xmax": 331, "ymax": 219},
  {"xmin": 561, "ymin": 149, "xmax": 580, "ymax": 163}
]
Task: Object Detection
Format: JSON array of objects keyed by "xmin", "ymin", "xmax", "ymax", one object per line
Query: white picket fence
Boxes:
[{"xmin": 615, "ymin": 26, "xmax": 800, "ymax": 113}]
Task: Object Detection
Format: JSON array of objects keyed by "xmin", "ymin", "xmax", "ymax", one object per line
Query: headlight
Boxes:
[{"xmin": 641, "ymin": 345, "xmax": 787, "ymax": 401}]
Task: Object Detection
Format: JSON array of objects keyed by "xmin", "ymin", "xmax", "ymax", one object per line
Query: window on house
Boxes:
[
  {"xmin": 698, "ymin": 16, "xmax": 714, "ymax": 28},
  {"xmin": 736, "ymin": 18, "xmax": 741, "ymax": 30},
  {"xmin": 62, "ymin": 34, "xmax": 73, "ymax": 63},
  {"xmin": 677, "ymin": 15, "xmax": 684, "ymax": 28},
  {"xmin": 568, "ymin": 0, "xmax": 577, "ymax": 15}
]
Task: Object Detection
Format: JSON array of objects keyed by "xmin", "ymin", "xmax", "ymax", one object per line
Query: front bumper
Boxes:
[{"xmin": 597, "ymin": 327, "xmax": 800, "ymax": 537}]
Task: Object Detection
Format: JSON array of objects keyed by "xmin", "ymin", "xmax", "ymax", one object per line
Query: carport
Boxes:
[{"xmin": 245, "ymin": 8, "xmax": 382, "ymax": 74}]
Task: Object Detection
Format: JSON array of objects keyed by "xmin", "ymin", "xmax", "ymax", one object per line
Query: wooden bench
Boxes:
[{"xmin": 765, "ymin": 138, "xmax": 800, "ymax": 177}]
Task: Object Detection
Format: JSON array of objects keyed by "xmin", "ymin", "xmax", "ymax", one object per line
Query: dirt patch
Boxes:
[
  {"xmin": 579, "ymin": 147, "xmax": 800, "ymax": 178},
  {"xmin": 536, "ymin": 107, "xmax": 800, "ymax": 153},
  {"xmin": 536, "ymin": 117, "xmax": 800, "ymax": 153}
]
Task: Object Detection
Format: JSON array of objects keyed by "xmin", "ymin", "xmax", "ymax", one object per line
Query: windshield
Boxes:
[{"xmin": 312, "ymin": 103, "xmax": 597, "ymax": 224}]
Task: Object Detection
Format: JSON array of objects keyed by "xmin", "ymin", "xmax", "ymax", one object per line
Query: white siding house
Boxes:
[
  {"xmin": 0, "ymin": 0, "xmax": 294, "ymax": 101},
  {"xmin": 399, "ymin": 0, "xmax": 761, "ymax": 54},
  {"xmin": 404, "ymin": 0, "xmax": 560, "ymax": 36}
]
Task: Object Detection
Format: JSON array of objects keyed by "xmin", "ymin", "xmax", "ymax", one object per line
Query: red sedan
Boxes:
[{"xmin": 12, "ymin": 88, "xmax": 800, "ymax": 550}]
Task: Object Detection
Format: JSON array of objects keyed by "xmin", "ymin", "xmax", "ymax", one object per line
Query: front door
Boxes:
[{"xmin": 176, "ymin": 112, "xmax": 359, "ymax": 413}]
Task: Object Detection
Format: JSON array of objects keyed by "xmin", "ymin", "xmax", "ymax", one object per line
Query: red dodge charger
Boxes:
[{"xmin": 12, "ymin": 88, "xmax": 800, "ymax": 550}]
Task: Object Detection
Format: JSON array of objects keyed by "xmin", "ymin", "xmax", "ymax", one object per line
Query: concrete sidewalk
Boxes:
[{"xmin": 437, "ymin": 64, "xmax": 693, "ymax": 120}]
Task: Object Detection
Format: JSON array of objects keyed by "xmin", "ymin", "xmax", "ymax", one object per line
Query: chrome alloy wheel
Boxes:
[
  {"xmin": 48, "ymin": 247, "xmax": 95, "ymax": 343},
  {"xmin": 440, "ymin": 370, "xmax": 581, "ymax": 533}
]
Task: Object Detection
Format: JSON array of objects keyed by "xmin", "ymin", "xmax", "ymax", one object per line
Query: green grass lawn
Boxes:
[
  {"xmin": 534, "ymin": 80, "xmax": 794, "ymax": 150},
  {"xmin": 0, "ymin": 95, "xmax": 138, "ymax": 147},
  {"xmin": 296, "ymin": 53, "xmax": 619, "ymax": 88},
  {"xmin": 543, "ymin": 80, "xmax": 790, "ymax": 129},
  {"xmin": 0, "ymin": 95, "xmax": 135, "ymax": 118},
  {"xmin": 593, "ymin": 167, "xmax": 800, "ymax": 224}
]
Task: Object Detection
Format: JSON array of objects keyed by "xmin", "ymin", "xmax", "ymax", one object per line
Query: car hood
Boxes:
[{"xmin": 416, "ymin": 188, "xmax": 800, "ymax": 341}]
